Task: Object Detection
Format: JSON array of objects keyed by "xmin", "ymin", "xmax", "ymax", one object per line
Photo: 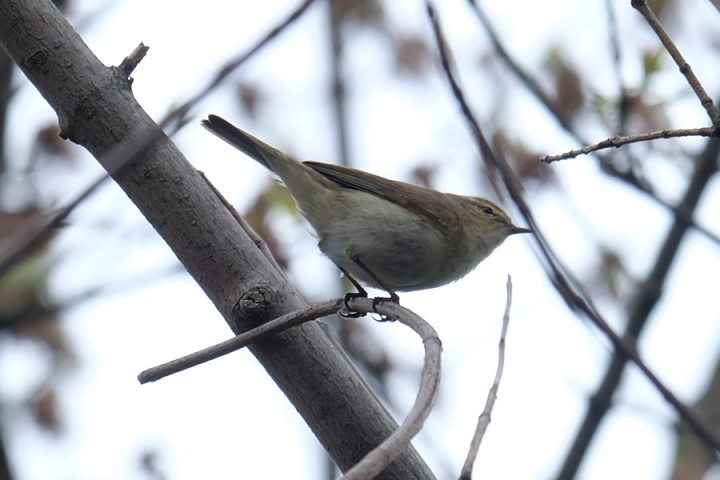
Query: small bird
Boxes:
[{"xmin": 202, "ymin": 115, "xmax": 531, "ymax": 303}]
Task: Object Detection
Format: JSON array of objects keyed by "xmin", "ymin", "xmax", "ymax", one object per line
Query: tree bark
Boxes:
[{"xmin": 0, "ymin": 0, "xmax": 434, "ymax": 477}]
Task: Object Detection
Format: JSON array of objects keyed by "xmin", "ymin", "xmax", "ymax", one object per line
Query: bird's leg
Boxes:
[
  {"xmin": 338, "ymin": 266, "xmax": 368, "ymax": 318},
  {"xmin": 349, "ymin": 256, "xmax": 399, "ymax": 303},
  {"xmin": 349, "ymin": 255, "xmax": 399, "ymax": 322}
]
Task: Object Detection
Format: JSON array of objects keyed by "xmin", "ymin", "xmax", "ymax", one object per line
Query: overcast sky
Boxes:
[{"xmin": 4, "ymin": 0, "xmax": 720, "ymax": 479}]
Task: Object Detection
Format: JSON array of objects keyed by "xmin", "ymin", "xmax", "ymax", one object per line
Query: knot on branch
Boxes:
[
  {"xmin": 25, "ymin": 49, "xmax": 49, "ymax": 72},
  {"xmin": 233, "ymin": 285, "xmax": 280, "ymax": 329}
]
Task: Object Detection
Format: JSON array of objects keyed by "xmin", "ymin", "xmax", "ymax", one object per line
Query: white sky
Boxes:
[{"xmin": 3, "ymin": 0, "xmax": 720, "ymax": 479}]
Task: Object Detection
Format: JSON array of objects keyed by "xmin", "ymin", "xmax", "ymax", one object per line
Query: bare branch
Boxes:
[
  {"xmin": 556, "ymin": 122, "xmax": 720, "ymax": 479},
  {"xmin": 460, "ymin": 276, "xmax": 513, "ymax": 480},
  {"xmin": 467, "ymin": 0, "xmax": 720, "ymax": 255},
  {"xmin": 540, "ymin": 126, "xmax": 718, "ymax": 163},
  {"xmin": 631, "ymin": 0, "xmax": 720, "ymax": 125},
  {"xmin": 469, "ymin": 0, "xmax": 719, "ymax": 250},
  {"xmin": 427, "ymin": 2, "xmax": 510, "ymax": 193},
  {"xmin": 425, "ymin": 0, "xmax": 720, "ymax": 455},
  {"xmin": 0, "ymin": 41, "xmax": 160, "ymax": 277},
  {"xmin": 138, "ymin": 299, "xmax": 343, "ymax": 383},
  {"xmin": 532, "ymin": 0, "xmax": 720, "ymax": 163}
]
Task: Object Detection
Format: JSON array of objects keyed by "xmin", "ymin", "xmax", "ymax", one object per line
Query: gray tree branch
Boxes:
[{"xmin": 0, "ymin": 0, "xmax": 433, "ymax": 477}]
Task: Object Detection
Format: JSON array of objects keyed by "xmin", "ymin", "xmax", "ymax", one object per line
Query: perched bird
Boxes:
[{"xmin": 203, "ymin": 115, "xmax": 530, "ymax": 303}]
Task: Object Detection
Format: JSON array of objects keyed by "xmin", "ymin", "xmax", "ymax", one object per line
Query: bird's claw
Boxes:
[
  {"xmin": 371, "ymin": 295, "xmax": 399, "ymax": 322},
  {"xmin": 339, "ymin": 292, "xmax": 368, "ymax": 318}
]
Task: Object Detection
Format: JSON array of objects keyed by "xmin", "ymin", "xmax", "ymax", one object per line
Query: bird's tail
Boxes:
[
  {"xmin": 201, "ymin": 114, "xmax": 280, "ymax": 170},
  {"xmin": 202, "ymin": 115, "xmax": 340, "ymax": 217}
]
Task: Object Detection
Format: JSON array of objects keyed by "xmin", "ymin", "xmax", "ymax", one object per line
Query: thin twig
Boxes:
[
  {"xmin": 540, "ymin": 126, "xmax": 718, "ymax": 162},
  {"xmin": 138, "ymin": 299, "xmax": 342, "ymax": 383},
  {"xmin": 631, "ymin": 0, "xmax": 720, "ymax": 125},
  {"xmin": 460, "ymin": 276, "xmax": 513, "ymax": 480},
  {"xmin": 430, "ymin": 2, "xmax": 509, "ymax": 192},
  {"xmin": 425, "ymin": 0, "xmax": 720, "ymax": 454}
]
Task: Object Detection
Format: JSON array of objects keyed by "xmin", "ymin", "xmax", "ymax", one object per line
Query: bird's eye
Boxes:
[{"xmin": 482, "ymin": 206, "xmax": 494, "ymax": 216}]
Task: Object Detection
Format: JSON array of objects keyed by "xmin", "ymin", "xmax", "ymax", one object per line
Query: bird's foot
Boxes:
[
  {"xmin": 339, "ymin": 292, "xmax": 368, "ymax": 318},
  {"xmin": 371, "ymin": 294, "xmax": 400, "ymax": 322}
]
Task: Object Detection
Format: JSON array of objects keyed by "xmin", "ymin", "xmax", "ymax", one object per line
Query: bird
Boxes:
[{"xmin": 202, "ymin": 115, "xmax": 531, "ymax": 304}]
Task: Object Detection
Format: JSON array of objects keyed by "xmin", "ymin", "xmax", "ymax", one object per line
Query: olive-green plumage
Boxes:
[{"xmin": 203, "ymin": 115, "xmax": 530, "ymax": 297}]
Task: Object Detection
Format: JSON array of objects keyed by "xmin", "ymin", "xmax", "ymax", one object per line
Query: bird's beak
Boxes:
[{"xmin": 511, "ymin": 225, "xmax": 533, "ymax": 235}]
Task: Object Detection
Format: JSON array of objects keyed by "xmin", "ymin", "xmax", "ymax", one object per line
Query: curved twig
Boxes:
[
  {"xmin": 138, "ymin": 296, "xmax": 443, "ymax": 480},
  {"xmin": 341, "ymin": 298, "xmax": 442, "ymax": 480}
]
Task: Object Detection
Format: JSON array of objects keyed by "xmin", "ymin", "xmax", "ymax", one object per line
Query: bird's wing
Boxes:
[{"xmin": 304, "ymin": 161, "xmax": 455, "ymax": 229}]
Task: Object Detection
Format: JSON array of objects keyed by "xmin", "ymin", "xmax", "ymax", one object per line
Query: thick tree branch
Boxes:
[{"xmin": 0, "ymin": 0, "xmax": 433, "ymax": 477}]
